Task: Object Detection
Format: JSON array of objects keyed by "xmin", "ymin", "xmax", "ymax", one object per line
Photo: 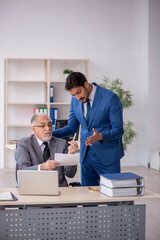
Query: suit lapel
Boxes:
[
  {"xmin": 88, "ymin": 86, "xmax": 102, "ymax": 128},
  {"xmin": 77, "ymin": 100, "xmax": 87, "ymax": 126},
  {"xmin": 32, "ymin": 136, "xmax": 44, "ymax": 163}
]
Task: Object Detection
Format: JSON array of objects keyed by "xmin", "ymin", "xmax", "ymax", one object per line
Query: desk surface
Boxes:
[{"xmin": 0, "ymin": 187, "xmax": 160, "ymax": 206}]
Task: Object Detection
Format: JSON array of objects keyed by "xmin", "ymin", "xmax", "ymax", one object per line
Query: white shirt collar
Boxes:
[
  {"xmin": 35, "ymin": 136, "xmax": 43, "ymax": 146},
  {"xmin": 35, "ymin": 136, "xmax": 50, "ymax": 147}
]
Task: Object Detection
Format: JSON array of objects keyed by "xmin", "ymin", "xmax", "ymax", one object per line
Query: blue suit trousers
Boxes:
[{"xmin": 81, "ymin": 146, "xmax": 121, "ymax": 186}]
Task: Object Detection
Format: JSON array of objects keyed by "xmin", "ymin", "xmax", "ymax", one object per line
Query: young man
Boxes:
[
  {"xmin": 15, "ymin": 113, "xmax": 78, "ymax": 187},
  {"xmin": 53, "ymin": 72, "xmax": 124, "ymax": 186}
]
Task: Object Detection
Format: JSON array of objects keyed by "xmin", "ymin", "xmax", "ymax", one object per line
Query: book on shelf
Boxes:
[
  {"xmin": 34, "ymin": 107, "xmax": 48, "ymax": 115},
  {"xmin": 100, "ymin": 172, "xmax": 144, "ymax": 188},
  {"xmin": 50, "ymin": 107, "xmax": 58, "ymax": 125},
  {"xmin": 9, "ymin": 140, "xmax": 18, "ymax": 145},
  {"xmin": 100, "ymin": 184, "xmax": 145, "ymax": 197},
  {"xmin": 43, "ymin": 108, "xmax": 48, "ymax": 114},
  {"xmin": 6, "ymin": 144, "xmax": 17, "ymax": 151},
  {"xmin": 50, "ymin": 85, "xmax": 54, "ymax": 102},
  {"xmin": 0, "ymin": 192, "xmax": 18, "ymax": 201},
  {"xmin": 34, "ymin": 107, "xmax": 39, "ymax": 114},
  {"xmin": 39, "ymin": 107, "xmax": 44, "ymax": 113}
]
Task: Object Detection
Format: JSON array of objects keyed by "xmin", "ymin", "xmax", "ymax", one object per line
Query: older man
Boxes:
[{"xmin": 15, "ymin": 113, "xmax": 78, "ymax": 187}]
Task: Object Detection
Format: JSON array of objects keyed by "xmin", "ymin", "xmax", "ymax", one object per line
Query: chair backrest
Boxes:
[
  {"xmin": 15, "ymin": 162, "xmax": 19, "ymax": 183},
  {"xmin": 55, "ymin": 119, "xmax": 79, "ymax": 141}
]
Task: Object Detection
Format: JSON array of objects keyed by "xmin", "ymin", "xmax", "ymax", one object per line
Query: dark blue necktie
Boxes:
[
  {"xmin": 43, "ymin": 142, "xmax": 50, "ymax": 162},
  {"xmin": 85, "ymin": 99, "xmax": 90, "ymax": 125}
]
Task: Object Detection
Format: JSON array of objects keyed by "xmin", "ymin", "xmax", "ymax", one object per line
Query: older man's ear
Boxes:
[{"xmin": 32, "ymin": 126, "xmax": 36, "ymax": 134}]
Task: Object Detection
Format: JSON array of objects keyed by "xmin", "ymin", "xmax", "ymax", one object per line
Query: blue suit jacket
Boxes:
[{"xmin": 53, "ymin": 83, "xmax": 124, "ymax": 166}]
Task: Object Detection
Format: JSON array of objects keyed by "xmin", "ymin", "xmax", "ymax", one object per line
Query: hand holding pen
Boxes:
[
  {"xmin": 73, "ymin": 132, "xmax": 77, "ymax": 141},
  {"xmin": 68, "ymin": 133, "xmax": 78, "ymax": 154}
]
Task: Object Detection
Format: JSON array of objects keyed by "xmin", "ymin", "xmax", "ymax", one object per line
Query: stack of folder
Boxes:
[
  {"xmin": 50, "ymin": 107, "xmax": 58, "ymax": 125},
  {"xmin": 100, "ymin": 172, "xmax": 145, "ymax": 197},
  {"xmin": 34, "ymin": 107, "xmax": 48, "ymax": 114},
  {"xmin": 50, "ymin": 85, "xmax": 54, "ymax": 102}
]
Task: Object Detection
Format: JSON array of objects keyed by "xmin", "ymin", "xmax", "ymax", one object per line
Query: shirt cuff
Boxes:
[{"xmin": 38, "ymin": 164, "xmax": 41, "ymax": 171}]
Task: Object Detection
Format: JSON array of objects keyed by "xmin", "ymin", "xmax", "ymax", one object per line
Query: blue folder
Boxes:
[{"xmin": 100, "ymin": 172, "xmax": 144, "ymax": 188}]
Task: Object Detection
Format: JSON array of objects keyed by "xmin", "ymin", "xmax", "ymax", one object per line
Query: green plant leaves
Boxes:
[
  {"xmin": 123, "ymin": 121, "xmax": 137, "ymax": 150},
  {"xmin": 63, "ymin": 69, "xmax": 74, "ymax": 74},
  {"xmin": 100, "ymin": 76, "xmax": 133, "ymax": 109},
  {"xmin": 100, "ymin": 76, "xmax": 137, "ymax": 150}
]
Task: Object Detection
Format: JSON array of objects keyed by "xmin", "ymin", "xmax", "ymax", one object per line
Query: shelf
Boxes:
[
  {"xmin": 7, "ymin": 124, "xmax": 31, "ymax": 127},
  {"xmin": 7, "ymin": 102, "xmax": 70, "ymax": 105},
  {"xmin": 50, "ymin": 80, "xmax": 66, "ymax": 83},
  {"xmin": 7, "ymin": 102, "xmax": 48, "ymax": 105},
  {"xmin": 4, "ymin": 58, "xmax": 90, "ymax": 169},
  {"xmin": 7, "ymin": 80, "xmax": 47, "ymax": 83},
  {"xmin": 49, "ymin": 102, "xmax": 70, "ymax": 105}
]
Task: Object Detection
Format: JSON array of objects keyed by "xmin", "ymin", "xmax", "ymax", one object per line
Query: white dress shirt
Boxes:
[
  {"xmin": 83, "ymin": 84, "xmax": 97, "ymax": 118},
  {"xmin": 36, "ymin": 136, "xmax": 50, "ymax": 170}
]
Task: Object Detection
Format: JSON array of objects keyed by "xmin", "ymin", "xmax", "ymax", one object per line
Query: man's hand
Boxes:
[
  {"xmin": 40, "ymin": 160, "xmax": 59, "ymax": 170},
  {"xmin": 85, "ymin": 128, "xmax": 103, "ymax": 146},
  {"xmin": 68, "ymin": 141, "xmax": 78, "ymax": 154}
]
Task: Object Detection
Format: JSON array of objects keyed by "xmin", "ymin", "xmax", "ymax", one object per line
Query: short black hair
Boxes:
[{"xmin": 65, "ymin": 72, "xmax": 88, "ymax": 91}]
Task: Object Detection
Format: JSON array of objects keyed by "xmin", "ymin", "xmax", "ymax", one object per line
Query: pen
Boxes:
[
  {"xmin": 88, "ymin": 187, "xmax": 99, "ymax": 192},
  {"xmin": 73, "ymin": 133, "xmax": 77, "ymax": 141}
]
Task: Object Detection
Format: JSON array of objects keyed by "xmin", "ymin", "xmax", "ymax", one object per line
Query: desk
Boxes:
[{"xmin": 0, "ymin": 187, "xmax": 160, "ymax": 240}]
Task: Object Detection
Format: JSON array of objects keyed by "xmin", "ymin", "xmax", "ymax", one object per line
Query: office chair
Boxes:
[
  {"xmin": 54, "ymin": 119, "xmax": 81, "ymax": 187},
  {"xmin": 55, "ymin": 119, "xmax": 79, "ymax": 141},
  {"xmin": 15, "ymin": 162, "xmax": 19, "ymax": 183},
  {"xmin": 69, "ymin": 181, "xmax": 81, "ymax": 187}
]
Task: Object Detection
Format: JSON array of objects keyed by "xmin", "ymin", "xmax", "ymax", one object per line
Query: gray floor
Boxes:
[{"xmin": 0, "ymin": 166, "xmax": 160, "ymax": 240}]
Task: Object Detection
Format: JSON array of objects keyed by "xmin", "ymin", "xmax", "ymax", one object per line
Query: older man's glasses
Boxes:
[{"xmin": 34, "ymin": 122, "xmax": 52, "ymax": 128}]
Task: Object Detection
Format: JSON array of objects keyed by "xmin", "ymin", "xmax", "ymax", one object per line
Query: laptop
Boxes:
[{"xmin": 17, "ymin": 170, "xmax": 60, "ymax": 196}]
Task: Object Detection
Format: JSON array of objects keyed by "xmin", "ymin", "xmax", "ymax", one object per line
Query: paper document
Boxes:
[
  {"xmin": 6, "ymin": 144, "xmax": 16, "ymax": 151},
  {"xmin": 100, "ymin": 185, "xmax": 145, "ymax": 197},
  {"xmin": 0, "ymin": 192, "xmax": 18, "ymax": 201},
  {"xmin": 55, "ymin": 153, "xmax": 80, "ymax": 166}
]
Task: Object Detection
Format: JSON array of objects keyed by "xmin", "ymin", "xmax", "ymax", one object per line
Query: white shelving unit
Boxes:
[{"xmin": 4, "ymin": 58, "xmax": 90, "ymax": 169}]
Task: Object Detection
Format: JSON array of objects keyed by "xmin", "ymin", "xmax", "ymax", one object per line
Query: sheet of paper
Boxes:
[
  {"xmin": 0, "ymin": 192, "xmax": 13, "ymax": 201},
  {"xmin": 6, "ymin": 144, "xmax": 16, "ymax": 151},
  {"xmin": 55, "ymin": 153, "xmax": 80, "ymax": 166}
]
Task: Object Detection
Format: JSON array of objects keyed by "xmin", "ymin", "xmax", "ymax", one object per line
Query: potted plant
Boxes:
[
  {"xmin": 63, "ymin": 69, "xmax": 74, "ymax": 80},
  {"xmin": 63, "ymin": 69, "xmax": 73, "ymax": 74},
  {"xmin": 100, "ymin": 76, "xmax": 137, "ymax": 150},
  {"xmin": 63, "ymin": 69, "xmax": 74, "ymax": 74}
]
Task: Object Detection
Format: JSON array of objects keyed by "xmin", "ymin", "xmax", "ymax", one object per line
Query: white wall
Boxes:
[
  {"xmin": 0, "ymin": 0, "xmax": 159, "ymax": 168},
  {"xmin": 148, "ymin": 0, "xmax": 160, "ymax": 157}
]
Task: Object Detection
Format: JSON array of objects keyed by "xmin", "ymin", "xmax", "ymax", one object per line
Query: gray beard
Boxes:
[{"xmin": 42, "ymin": 135, "xmax": 52, "ymax": 142}]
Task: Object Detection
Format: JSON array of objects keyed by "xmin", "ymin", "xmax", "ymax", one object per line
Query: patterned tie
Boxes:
[
  {"xmin": 43, "ymin": 142, "xmax": 50, "ymax": 162},
  {"xmin": 85, "ymin": 99, "xmax": 91, "ymax": 125}
]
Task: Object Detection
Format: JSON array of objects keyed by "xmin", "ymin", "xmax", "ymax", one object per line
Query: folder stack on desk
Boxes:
[{"xmin": 100, "ymin": 172, "xmax": 145, "ymax": 197}]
